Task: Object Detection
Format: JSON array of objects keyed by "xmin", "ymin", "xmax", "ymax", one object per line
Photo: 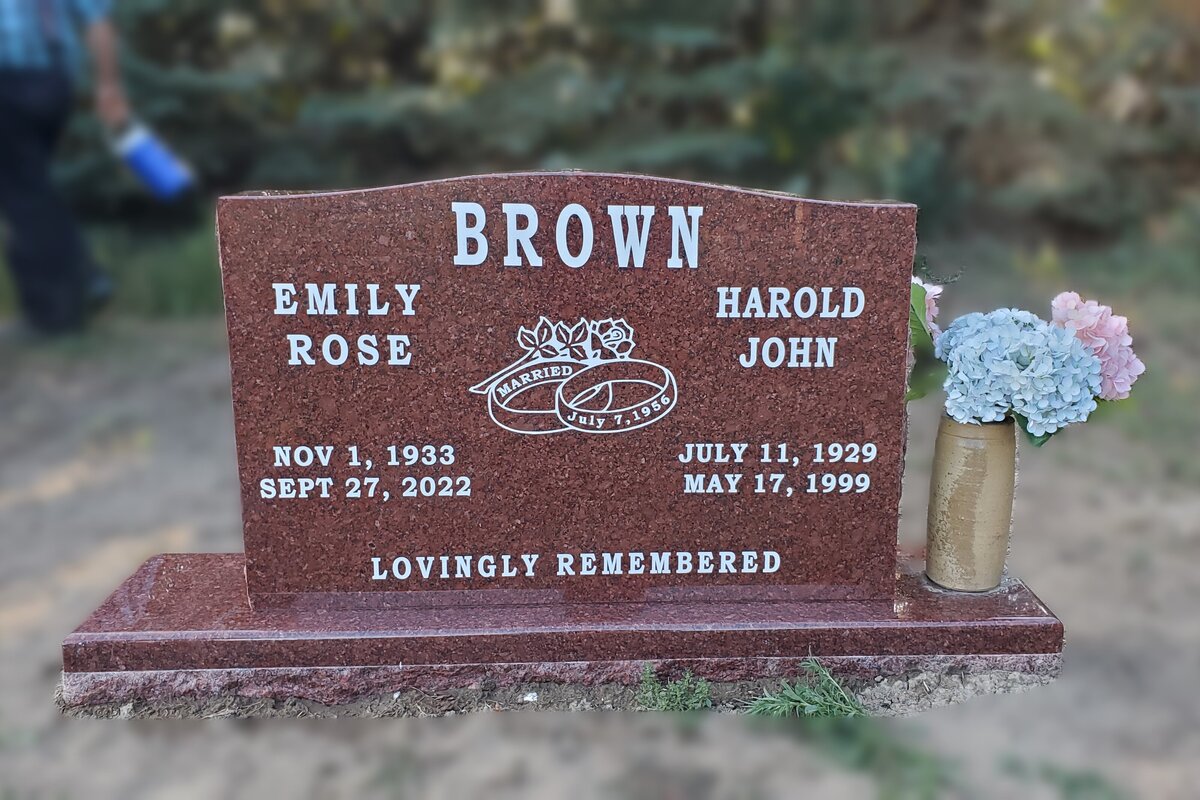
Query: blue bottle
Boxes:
[{"xmin": 112, "ymin": 122, "xmax": 194, "ymax": 200}]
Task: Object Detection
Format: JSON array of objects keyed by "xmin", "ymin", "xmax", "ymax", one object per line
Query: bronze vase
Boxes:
[{"xmin": 925, "ymin": 414, "xmax": 1017, "ymax": 592}]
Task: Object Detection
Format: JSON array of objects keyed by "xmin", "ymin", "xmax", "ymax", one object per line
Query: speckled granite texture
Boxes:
[
  {"xmin": 61, "ymin": 175, "xmax": 1064, "ymax": 717},
  {"xmin": 59, "ymin": 553, "xmax": 1062, "ymax": 712},
  {"xmin": 216, "ymin": 173, "xmax": 917, "ymax": 606},
  {"xmin": 58, "ymin": 654, "xmax": 1062, "ymax": 718}
]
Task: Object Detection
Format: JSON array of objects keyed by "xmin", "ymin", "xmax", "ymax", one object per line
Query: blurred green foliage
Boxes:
[
  {"xmin": 783, "ymin": 717, "xmax": 958, "ymax": 800},
  {"xmin": 48, "ymin": 0, "xmax": 1199, "ymax": 242},
  {"xmin": 3, "ymin": 0, "xmax": 1198, "ymax": 474}
]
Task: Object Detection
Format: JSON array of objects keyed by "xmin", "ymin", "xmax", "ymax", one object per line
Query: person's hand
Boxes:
[{"xmin": 95, "ymin": 80, "xmax": 131, "ymax": 131}]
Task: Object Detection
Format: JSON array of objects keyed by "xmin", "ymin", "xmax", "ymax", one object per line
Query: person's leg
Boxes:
[
  {"xmin": 36, "ymin": 70, "xmax": 115, "ymax": 315},
  {"xmin": 0, "ymin": 69, "xmax": 92, "ymax": 332}
]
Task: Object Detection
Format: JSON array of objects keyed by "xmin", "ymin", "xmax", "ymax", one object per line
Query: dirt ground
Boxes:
[{"xmin": 1, "ymin": 319, "xmax": 1197, "ymax": 799}]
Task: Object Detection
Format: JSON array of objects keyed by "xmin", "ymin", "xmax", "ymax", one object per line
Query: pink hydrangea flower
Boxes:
[
  {"xmin": 911, "ymin": 276, "xmax": 942, "ymax": 339},
  {"xmin": 1051, "ymin": 291, "xmax": 1145, "ymax": 400}
]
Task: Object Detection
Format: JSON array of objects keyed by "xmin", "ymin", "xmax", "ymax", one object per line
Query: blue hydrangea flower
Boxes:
[{"xmin": 935, "ymin": 309, "xmax": 1102, "ymax": 436}]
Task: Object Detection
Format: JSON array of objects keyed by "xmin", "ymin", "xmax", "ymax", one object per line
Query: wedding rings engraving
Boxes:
[{"xmin": 470, "ymin": 317, "xmax": 678, "ymax": 435}]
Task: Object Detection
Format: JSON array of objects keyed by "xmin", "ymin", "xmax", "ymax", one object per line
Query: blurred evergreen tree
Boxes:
[{"xmin": 51, "ymin": 0, "xmax": 1200, "ymax": 240}]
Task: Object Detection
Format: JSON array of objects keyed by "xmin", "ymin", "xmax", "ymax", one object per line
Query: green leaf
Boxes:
[
  {"xmin": 908, "ymin": 280, "xmax": 934, "ymax": 354},
  {"xmin": 1012, "ymin": 412, "xmax": 1053, "ymax": 447},
  {"xmin": 905, "ymin": 279, "xmax": 946, "ymax": 401},
  {"xmin": 905, "ymin": 360, "xmax": 947, "ymax": 401}
]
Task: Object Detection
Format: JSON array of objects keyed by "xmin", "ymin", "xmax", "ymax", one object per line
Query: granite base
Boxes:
[{"xmin": 60, "ymin": 554, "xmax": 1063, "ymax": 716}]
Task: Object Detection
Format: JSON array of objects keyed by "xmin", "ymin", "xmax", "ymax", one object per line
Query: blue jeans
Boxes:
[{"xmin": 0, "ymin": 68, "xmax": 99, "ymax": 332}]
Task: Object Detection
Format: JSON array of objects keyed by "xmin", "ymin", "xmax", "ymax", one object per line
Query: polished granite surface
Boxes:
[{"xmin": 65, "ymin": 553, "xmax": 1062, "ymax": 674}]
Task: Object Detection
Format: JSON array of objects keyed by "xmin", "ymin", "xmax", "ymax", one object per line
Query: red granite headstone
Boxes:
[
  {"xmin": 216, "ymin": 173, "xmax": 915, "ymax": 607},
  {"xmin": 60, "ymin": 175, "xmax": 1064, "ymax": 714}
]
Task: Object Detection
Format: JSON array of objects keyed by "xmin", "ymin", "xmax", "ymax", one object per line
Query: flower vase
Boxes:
[{"xmin": 925, "ymin": 415, "xmax": 1017, "ymax": 592}]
